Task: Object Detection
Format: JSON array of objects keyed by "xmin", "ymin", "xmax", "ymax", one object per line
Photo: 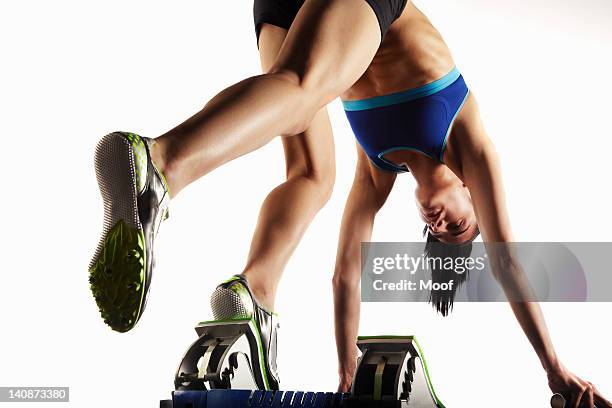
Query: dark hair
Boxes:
[{"xmin": 423, "ymin": 226, "xmax": 480, "ymax": 316}]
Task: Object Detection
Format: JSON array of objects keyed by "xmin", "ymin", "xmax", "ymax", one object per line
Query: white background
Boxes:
[{"xmin": 1, "ymin": 1, "xmax": 611, "ymax": 407}]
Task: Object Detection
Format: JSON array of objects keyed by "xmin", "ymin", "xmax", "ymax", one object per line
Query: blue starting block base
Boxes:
[
  {"xmin": 167, "ymin": 390, "xmax": 406, "ymax": 407},
  {"xmin": 169, "ymin": 390, "xmax": 350, "ymax": 408}
]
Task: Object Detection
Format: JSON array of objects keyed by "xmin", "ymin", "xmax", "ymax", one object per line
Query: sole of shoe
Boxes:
[{"xmin": 89, "ymin": 132, "xmax": 147, "ymax": 332}]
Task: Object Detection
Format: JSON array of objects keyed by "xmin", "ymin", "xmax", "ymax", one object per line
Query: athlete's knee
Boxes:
[
  {"xmin": 311, "ymin": 170, "xmax": 335, "ymax": 207},
  {"xmin": 269, "ymin": 62, "xmax": 317, "ymax": 89},
  {"xmin": 269, "ymin": 65, "xmax": 334, "ymax": 111},
  {"xmin": 286, "ymin": 159, "xmax": 335, "ymax": 208}
]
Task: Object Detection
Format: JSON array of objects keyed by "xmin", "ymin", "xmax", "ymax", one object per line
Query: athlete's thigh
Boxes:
[
  {"xmin": 258, "ymin": 24, "xmax": 288, "ymax": 72},
  {"xmin": 259, "ymin": 24, "xmax": 335, "ymax": 177},
  {"xmin": 271, "ymin": 0, "xmax": 381, "ymax": 101}
]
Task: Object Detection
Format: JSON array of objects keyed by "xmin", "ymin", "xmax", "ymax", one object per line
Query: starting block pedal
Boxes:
[
  {"xmin": 174, "ymin": 319, "xmax": 270, "ymax": 391},
  {"xmin": 349, "ymin": 336, "xmax": 445, "ymax": 408}
]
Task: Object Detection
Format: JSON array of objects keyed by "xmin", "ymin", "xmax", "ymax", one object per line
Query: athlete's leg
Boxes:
[
  {"xmin": 90, "ymin": 0, "xmax": 378, "ymax": 333},
  {"xmin": 332, "ymin": 145, "xmax": 396, "ymax": 392},
  {"xmin": 240, "ymin": 24, "xmax": 335, "ymax": 311},
  {"xmin": 151, "ymin": 0, "xmax": 380, "ymax": 197}
]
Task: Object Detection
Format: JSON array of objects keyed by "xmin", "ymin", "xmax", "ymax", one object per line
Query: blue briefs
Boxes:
[{"xmin": 343, "ymin": 67, "xmax": 470, "ymax": 173}]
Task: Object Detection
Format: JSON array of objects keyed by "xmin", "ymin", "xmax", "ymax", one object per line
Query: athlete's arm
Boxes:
[
  {"xmin": 446, "ymin": 94, "xmax": 611, "ymax": 408},
  {"xmin": 333, "ymin": 145, "xmax": 396, "ymax": 392}
]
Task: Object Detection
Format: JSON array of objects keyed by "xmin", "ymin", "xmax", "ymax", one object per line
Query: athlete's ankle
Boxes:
[{"xmin": 241, "ymin": 273, "xmax": 276, "ymax": 313}]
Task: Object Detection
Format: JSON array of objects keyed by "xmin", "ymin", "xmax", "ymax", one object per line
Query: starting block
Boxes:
[
  {"xmin": 164, "ymin": 320, "xmax": 447, "ymax": 407},
  {"xmin": 164, "ymin": 321, "xmax": 564, "ymax": 407}
]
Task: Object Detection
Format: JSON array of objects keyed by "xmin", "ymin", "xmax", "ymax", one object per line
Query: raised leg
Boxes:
[{"xmin": 150, "ymin": 0, "xmax": 380, "ymax": 196}]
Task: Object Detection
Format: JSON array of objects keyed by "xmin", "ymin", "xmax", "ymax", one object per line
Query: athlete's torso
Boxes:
[{"xmin": 341, "ymin": 1, "xmax": 456, "ymax": 101}]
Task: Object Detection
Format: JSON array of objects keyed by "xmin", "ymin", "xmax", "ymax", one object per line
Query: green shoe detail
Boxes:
[
  {"xmin": 123, "ymin": 132, "xmax": 147, "ymax": 193},
  {"xmin": 153, "ymin": 161, "xmax": 171, "ymax": 199},
  {"xmin": 124, "ymin": 132, "xmax": 172, "ymax": 198},
  {"xmin": 89, "ymin": 219, "xmax": 147, "ymax": 333},
  {"xmin": 223, "ymin": 275, "xmax": 241, "ymax": 284}
]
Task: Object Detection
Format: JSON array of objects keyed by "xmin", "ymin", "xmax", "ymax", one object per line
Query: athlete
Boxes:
[{"xmin": 88, "ymin": 0, "xmax": 610, "ymax": 405}]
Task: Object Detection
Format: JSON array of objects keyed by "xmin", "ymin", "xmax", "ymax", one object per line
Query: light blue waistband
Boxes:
[{"xmin": 342, "ymin": 66, "xmax": 461, "ymax": 112}]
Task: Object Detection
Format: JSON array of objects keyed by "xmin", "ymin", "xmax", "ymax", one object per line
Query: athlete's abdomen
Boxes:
[{"xmin": 343, "ymin": 2, "xmax": 455, "ymax": 101}]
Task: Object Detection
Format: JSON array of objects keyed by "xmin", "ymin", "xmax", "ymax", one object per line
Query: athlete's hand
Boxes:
[
  {"xmin": 337, "ymin": 363, "xmax": 356, "ymax": 393},
  {"xmin": 337, "ymin": 345, "xmax": 360, "ymax": 393},
  {"xmin": 547, "ymin": 362, "xmax": 612, "ymax": 408},
  {"xmin": 337, "ymin": 376, "xmax": 353, "ymax": 394}
]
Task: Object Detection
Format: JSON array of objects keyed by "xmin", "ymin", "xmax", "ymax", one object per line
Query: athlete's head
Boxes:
[
  {"xmin": 416, "ymin": 174, "xmax": 479, "ymax": 244},
  {"xmin": 423, "ymin": 227, "xmax": 478, "ymax": 315},
  {"xmin": 415, "ymin": 171, "xmax": 480, "ymax": 314}
]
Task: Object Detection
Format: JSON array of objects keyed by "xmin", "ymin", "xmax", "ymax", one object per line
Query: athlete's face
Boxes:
[{"xmin": 418, "ymin": 182, "xmax": 478, "ymax": 244}]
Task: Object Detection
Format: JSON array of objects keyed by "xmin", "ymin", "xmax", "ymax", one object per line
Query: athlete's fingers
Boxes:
[
  {"xmin": 571, "ymin": 385, "xmax": 586, "ymax": 408},
  {"xmin": 583, "ymin": 383, "xmax": 595, "ymax": 408}
]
